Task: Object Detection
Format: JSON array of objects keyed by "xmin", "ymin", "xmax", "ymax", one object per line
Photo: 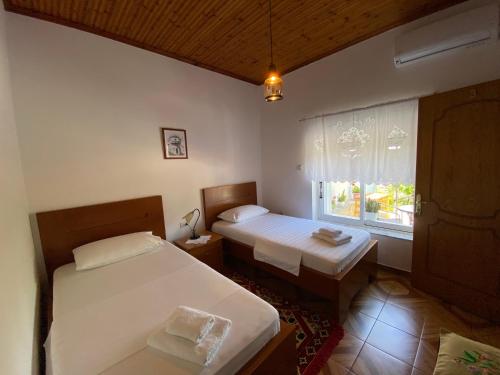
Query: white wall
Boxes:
[
  {"xmin": 260, "ymin": 0, "xmax": 500, "ymax": 271},
  {"xmin": 0, "ymin": 8, "xmax": 38, "ymax": 375},
  {"xmin": 6, "ymin": 14, "xmax": 262, "ymax": 241}
]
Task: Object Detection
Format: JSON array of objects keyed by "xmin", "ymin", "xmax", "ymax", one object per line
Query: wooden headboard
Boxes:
[
  {"xmin": 36, "ymin": 196, "xmax": 165, "ymax": 283},
  {"xmin": 202, "ymin": 182, "xmax": 257, "ymax": 230}
]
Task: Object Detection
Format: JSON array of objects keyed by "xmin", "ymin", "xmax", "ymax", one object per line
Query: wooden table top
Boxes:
[{"xmin": 174, "ymin": 230, "xmax": 223, "ymax": 251}]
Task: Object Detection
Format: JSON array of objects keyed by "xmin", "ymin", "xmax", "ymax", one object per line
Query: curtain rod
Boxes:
[{"xmin": 299, "ymin": 96, "xmax": 421, "ymax": 122}]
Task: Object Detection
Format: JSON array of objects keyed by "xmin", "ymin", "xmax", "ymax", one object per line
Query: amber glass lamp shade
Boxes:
[{"xmin": 264, "ymin": 67, "xmax": 283, "ymax": 102}]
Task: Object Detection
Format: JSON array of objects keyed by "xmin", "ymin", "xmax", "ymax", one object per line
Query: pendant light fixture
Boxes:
[{"xmin": 264, "ymin": 0, "xmax": 283, "ymax": 102}]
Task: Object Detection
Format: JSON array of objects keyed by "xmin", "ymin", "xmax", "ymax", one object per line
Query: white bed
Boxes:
[
  {"xmin": 46, "ymin": 240, "xmax": 280, "ymax": 375},
  {"xmin": 212, "ymin": 213, "xmax": 371, "ymax": 276}
]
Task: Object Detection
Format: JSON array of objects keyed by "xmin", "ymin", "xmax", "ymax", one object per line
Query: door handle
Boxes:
[{"xmin": 415, "ymin": 193, "xmax": 428, "ymax": 216}]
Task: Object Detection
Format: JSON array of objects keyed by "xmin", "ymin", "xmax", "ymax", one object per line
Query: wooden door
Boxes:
[{"xmin": 412, "ymin": 79, "xmax": 500, "ymax": 322}]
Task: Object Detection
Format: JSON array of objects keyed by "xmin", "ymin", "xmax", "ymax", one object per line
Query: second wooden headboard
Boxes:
[{"xmin": 202, "ymin": 182, "xmax": 257, "ymax": 230}]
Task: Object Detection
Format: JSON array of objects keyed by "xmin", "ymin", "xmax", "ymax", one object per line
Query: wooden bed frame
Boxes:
[
  {"xmin": 36, "ymin": 195, "xmax": 296, "ymax": 375},
  {"xmin": 202, "ymin": 182, "xmax": 378, "ymax": 323}
]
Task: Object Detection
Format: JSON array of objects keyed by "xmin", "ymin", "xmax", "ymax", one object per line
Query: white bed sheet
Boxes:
[
  {"xmin": 212, "ymin": 213, "xmax": 371, "ymax": 276},
  {"xmin": 46, "ymin": 241, "xmax": 280, "ymax": 375}
]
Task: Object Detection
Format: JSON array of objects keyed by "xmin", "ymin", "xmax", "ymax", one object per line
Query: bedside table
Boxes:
[{"xmin": 174, "ymin": 231, "xmax": 224, "ymax": 272}]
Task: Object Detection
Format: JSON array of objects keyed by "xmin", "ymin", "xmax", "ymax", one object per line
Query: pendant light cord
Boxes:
[{"xmin": 269, "ymin": 0, "xmax": 274, "ymax": 67}]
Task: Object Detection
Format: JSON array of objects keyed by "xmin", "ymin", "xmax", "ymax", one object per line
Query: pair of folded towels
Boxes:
[
  {"xmin": 147, "ymin": 305, "xmax": 232, "ymax": 366},
  {"xmin": 312, "ymin": 227, "xmax": 352, "ymax": 246}
]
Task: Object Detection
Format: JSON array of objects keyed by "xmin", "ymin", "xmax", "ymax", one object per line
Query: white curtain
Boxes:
[{"xmin": 303, "ymin": 99, "xmax": 418, "ymax": 184}]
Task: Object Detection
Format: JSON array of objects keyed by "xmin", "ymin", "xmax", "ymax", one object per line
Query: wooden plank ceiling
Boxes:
[{"xmin": 4, "ymin": 0, "xmax": 464, "ymax": 84}]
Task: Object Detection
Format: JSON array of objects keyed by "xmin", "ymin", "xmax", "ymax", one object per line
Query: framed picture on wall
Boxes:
[{"xmin": 161, "ymin": 128, "xmax": 188, "ymax": 159}]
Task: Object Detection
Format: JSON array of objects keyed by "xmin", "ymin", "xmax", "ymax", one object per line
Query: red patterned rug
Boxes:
[{"xmin": 226, "ymin": 271, "xmax": 344, "ymax": 375}]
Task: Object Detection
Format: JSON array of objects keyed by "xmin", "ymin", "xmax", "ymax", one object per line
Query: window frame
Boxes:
[{"xmin": 317, "ymin": 181, "xmax": 414, "ymax": 234}]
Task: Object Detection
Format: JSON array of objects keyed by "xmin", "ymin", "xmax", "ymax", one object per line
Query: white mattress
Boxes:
[
  {"xmin": 46, "ymin": 241, "xmax": 280, "ymax": 375},
  {"xmin": 212, "ymin": 213, "xmax": 371, "ymax": 276}
]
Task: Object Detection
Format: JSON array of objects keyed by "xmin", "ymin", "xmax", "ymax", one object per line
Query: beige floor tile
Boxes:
[
  {"xmin": 375, "ymin": 268, "xmax": 396, "ymax": 279},
  {"xmin": 377, "ymin": 280, "xmax": 410, "ymax": 296},
  {"xmin": 322, "ymin": 359, "xmax": 352, "ymax": 375},
  {"xmin": 343, "ymin": 311, "xmax": 376, "ymax": 340},
  {"xmin": 361, "ymin": 282, "xmax": 390, "ymax": 301},
  {"xmin": 413, "ymin": 339, "xmax": 438, "ymax": 374},
  {"xmin": 329, "ymin": 332, "xmax": 364, "ymax": 369},
  {"xmin": 411, "ymin": 367, "xmax": 429, "ymax": 375},
  {"xmin": 351, "ymin": 343, "xmax": 413, "ymax": 375},
  {"xmin": 351, "ymin": 294, "xmax": 385, "ymax": 319},
  {"xmin": 379, "ymin": 302, "xmax": 424, "ymax": 337},
  {"xmin": 386, "ymin": 290, "xmax": 435, "ymax": 319},
  {"xmin": 366, "ymin": 321, "xmax": 419, "ymax": 366}
]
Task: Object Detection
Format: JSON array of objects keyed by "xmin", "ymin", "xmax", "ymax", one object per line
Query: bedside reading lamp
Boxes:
[{"xmin": 182, "ymin": 208, "xmax": 200, "ymax": 239}]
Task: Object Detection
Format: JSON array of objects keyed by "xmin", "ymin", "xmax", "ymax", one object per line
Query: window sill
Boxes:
[
  {"xmin": 317, "ymin": 219, "xmax": 413, "ymax": 241},
  {"xmin": 362, "ymin": 225, "xmax": 413, "ymax": 241}
]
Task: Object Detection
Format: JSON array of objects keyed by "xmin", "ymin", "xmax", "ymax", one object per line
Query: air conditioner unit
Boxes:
[{"xmin": 394, "ymin": 4, "xmax": 499, "ymax": 66}]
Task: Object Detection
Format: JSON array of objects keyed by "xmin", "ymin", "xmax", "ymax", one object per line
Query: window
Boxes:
[
  {"xmin": 320, "ymin": 181, "xmax": 414, "ymax": 232},
  {"xmin": 365, "ymin": 183, "xmax": 414, "ymax": 228},
  {"xmin": 324, "ymin": 181, "xmax": 360, "ymax": 220},
  {"xmin": 304, "ymin": 99, "xmax": 418, "ymax": 235}
]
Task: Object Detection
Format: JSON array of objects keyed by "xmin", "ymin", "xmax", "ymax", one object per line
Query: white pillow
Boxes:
[
  {"xmin": 73, "ymin": 231, "xmax": 163, "ymax": 271},
  {"xmin": 217, "ymin": 205, "xmax": 269, "ymax": 223}
]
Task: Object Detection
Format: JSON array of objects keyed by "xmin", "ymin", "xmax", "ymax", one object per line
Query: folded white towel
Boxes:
[
  {"xmin": 165, "ymin": 306, "xmax": 215, "ymax": 344},
  {"xmin": 318, "ymin": 227, "xmax": 342, "ymax": 237},
  {"xmin": 148, "ymin": 315, "xmax": 232, "ymax": 366},
  {"xmin": 312, "ymin": 232, "xmax": 352, "ymax": 246}
]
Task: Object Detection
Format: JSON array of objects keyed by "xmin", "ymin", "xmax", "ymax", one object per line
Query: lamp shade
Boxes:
[
  {"xmin": 182, "ymin": 210, "xmax": 195, "ymax": 223},
  {"xmin": 264, "ymin": 69, "xmax": 283, "ymax": 102},
  {"xmin": 181, "ymin": 208, "xmax": 201, "ymax": 240}
]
